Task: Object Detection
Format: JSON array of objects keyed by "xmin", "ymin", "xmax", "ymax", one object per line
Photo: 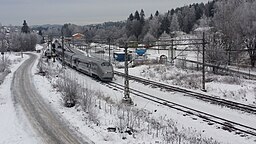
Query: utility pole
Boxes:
[
  {"xmin": 202, "ymin": 32, "xmax": 206, "ymax": 92},
  {"xmin": 157, "ymin": 41, "xmax": 160, "ymax": 54},
  {"xmin": 1, "ymin": 39, "xmax": 4, "ymax": 62},
  {"xmin": 168, "ymin": 42, "xmax": 170, "ymax": 62},
  {"xmin": 108, "ymin": 37, "xmax": 111, "ymax": 63},
  {"xmin": 21, "ymin": 40, "xmax": 25, "ymax": 58},
  {"xmin": 171, "ymin": 39, "xmax": 174, "ymax": 63},
  {"xmin": 61, "ymin": 30, "xmax": 65, "ymax": 67},
  {"xmin": 122, "ymin": 43, "xmax": 133, "ymax": 105}
]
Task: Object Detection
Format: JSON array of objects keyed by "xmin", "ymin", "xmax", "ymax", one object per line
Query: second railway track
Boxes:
[
  {"xmin": 104, "ymin": 81, "xmax": 256, "ymax": 138},
  {"xmin": 114, "ymin": 71, "xmax": 256, "ymax": 114}
]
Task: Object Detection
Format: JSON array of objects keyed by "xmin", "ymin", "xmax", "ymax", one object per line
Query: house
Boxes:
[
  {"xmin": 158, "ymin": 31, "xmax": 172, "ymax": 49},
  {"xmin": 35, "ymin": 44, "xmax": 44, "ymax": 53},
  {"xmin": 72, "ymin": 33, "xmax": 85, "ymax": 40},
  {"xmin": 71, "ymin": 33, "xmax": 87, "ymax": 49},
  {"xmin": 158, "ymin": 31, "xmax": 171, "ymax": 41}
]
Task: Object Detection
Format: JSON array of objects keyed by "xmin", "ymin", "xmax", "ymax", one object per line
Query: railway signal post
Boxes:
[
  {"xmin": 107, "ymin": 37, "xmax": 111, "ymax": 63},
  {"xmin": 122, "ymin": 43, "xmax": 133, "ymax": 105},
  {"xmin": 202, "ymin": 32, "xmax": 206, "ymax": 92}
]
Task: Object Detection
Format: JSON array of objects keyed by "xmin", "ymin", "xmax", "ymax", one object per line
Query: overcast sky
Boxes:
[{"xmin": 0, "ymin": 0, "xmax": 210, "ymax": 26}]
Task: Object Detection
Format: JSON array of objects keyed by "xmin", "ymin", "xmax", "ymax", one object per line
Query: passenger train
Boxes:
[{"xmin": 55, "ymin": 45, "xmax": 114, "ymax": 82}]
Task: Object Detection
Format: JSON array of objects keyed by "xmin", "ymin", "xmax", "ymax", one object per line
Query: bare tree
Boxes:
[
  {"xmin": 213, "ymin": 0, "xmax": 244, "ymax": 65},
  {"xmin": 0, "ymin": 32, "xmax": 8, "ymax": 53},
  {"xmin": 206, "ymin": 32, "xmax": 228, "ymax": 65},
  {"xmin": 233, "ymin": 1, "xmax": 256, "ymax": 67}
]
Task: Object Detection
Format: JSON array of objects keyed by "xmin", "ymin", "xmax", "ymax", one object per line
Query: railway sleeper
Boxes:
[
  {"xmin": 198, "ymin": 114, "xmax": 210, "ymax": 120},
  {"xmin": 221, "ymin": 122, "xmax": 235, "ymax": 133}
]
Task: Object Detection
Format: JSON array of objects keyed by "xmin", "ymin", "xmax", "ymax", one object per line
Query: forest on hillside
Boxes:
[
  {"xmin": 2, "ymin": 0, "xmax": 256, "ymax": 67},
  {"xmin": 56, "ymin": 0, "xmax": 256, "ymax": 67}
]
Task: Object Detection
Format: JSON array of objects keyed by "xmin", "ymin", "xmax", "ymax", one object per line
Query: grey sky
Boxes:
[{"xmin": 0, "ymin": 0, "xmax": 210, "ymax": 26}]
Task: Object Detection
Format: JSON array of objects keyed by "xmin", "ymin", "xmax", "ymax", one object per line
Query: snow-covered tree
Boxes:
[
  {"xmin": 212, "ymin": 0, "xmax": 241, "ymax": 65},
  {"xmin": 9, "ymin": 32, "xmax": 38, "ymax": 52},
  {"xmin": 212, "ymin": 0, "xmax": 256, "ymax": 67},
  {"xmin": 148, "ymin": 17, "xmax": 161, "ymax": 38},
  {"xmin": 140, "ymin": 9, "xmax": 145, "ymax": 24},
  {"xmin": 198, "ymin": 14, "xmax": 211, "ymax": 28},
  {"xmin": 206, "ymin": 32, "xmax": 228, "ymax": 66},
  {"xmin": 169, "ymin": 13, "xmax": 180, "ymax": 32},
  {"xmin": 181, "ymin": 6, "xmax": 196, "ymax": 33},
  {"xmin": 143, "ymin": 32, "xmax": 156, "ymax": 45},
  {"xmin": 234, "ymin": 1, "xmax": 256, "ymax": 67},
  {"xmin": 0, "ymin": 32, "xmax": 8, "ymax": 53},
  {"xmin": 9, "ymin": 32, "xmax": 21, "ymax": 52}
]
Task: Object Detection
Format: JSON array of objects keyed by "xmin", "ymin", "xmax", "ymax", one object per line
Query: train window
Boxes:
[{"xmin": 101, "ymin": 62, "xmax": 110, "ymax": 66}]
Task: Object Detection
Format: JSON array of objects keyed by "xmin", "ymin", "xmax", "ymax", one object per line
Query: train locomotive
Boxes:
[{"xmin": 55, "ymin": 45, "xmax": 114, "ymax": 82}]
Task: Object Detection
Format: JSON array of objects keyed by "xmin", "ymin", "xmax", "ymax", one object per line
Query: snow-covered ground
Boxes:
[
  {"xmin": 1, "ymin": 42, "xmax": 256, "ymax": 143},
  {"xmin": 33, "ymin": 51, "xmax": 256, "ymax": 143},
  {"xmin": 0, "ymin": 53, "xmax": 39, "ymax": 144},
  {"xmin": 121, "ymin": 64, "xmax": 256, "ymax": 106},
  {"xmin": 90, "ymin": 34, "xmax": 256, "ymax": 106}
]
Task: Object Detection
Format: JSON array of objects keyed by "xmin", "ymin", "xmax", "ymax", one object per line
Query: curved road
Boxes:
[{"xmin": 11, "ymin": 53, "xmax": 92, "ymax": 144}]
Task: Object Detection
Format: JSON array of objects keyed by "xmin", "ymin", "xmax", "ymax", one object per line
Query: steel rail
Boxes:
[
  {"xmin": 114, "ymin": 71, "xmax": 256, "ymax": 114},
  {"xmin": 106, "ymin": 81, "xmax": 256, "ymax": 137},
  {"xmin": 176, "ymin": 58, "xmax": 256, "ymax": 80}
]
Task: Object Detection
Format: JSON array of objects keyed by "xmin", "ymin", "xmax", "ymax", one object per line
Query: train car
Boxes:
[
  {"xmin": 113, "ymin": 51, "xmax": 132, "ymax": 62},
  {"xmin": 135, "ymin": 48, "xmax": 147, "ymax": 56},
  {"xmin": 55, "ymin": 47, "xmax": 64, "ymax": 60},
  {"xmin": 54, "ymin": 45, "xmax": 114, "ymax": 82},
  {"xmin": 72, "ymin": 54, "xmax": 114, "ymax": 82},
  {"xmin": 64, "ymin": 50, "xmax": 76, "ymax": 66}
]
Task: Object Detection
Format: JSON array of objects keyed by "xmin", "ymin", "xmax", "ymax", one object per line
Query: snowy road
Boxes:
[{"xmin": 11, "ymin": 53, "xmax": 90, "ymax": 144}]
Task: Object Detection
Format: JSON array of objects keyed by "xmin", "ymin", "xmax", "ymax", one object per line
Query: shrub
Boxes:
[
  {"xmin": 175, "ymin": 59, "xmax": 187, "ymax": 69},
  {"xmin": 0, "ymin": 57, "xmax": 11, "ymax": 72},
  {"xmin": 218, "ymin": 76, "xmax": 241, "ymax": 85},
  {"xmin": 80, "ymin": 87, "xmax": 99, "ymax": 124},
  {"xmin": 56, "ymin": 74, "xmax": 80, "ymax": 107}
]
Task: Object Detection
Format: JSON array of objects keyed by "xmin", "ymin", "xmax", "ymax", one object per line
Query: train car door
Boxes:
[
  {"xmin": 73, "ymin": 59, "xmax": 79, "ymax": 69},
  {"xmin": 90, "ymin": 62, "xmax": 98, "ymax": 77},
  {"xmin": 88, "ymin": 62, "xmax": 92, "ymax": 76}
]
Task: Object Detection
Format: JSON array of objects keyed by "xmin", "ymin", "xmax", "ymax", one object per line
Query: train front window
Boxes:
[{"xmin": 101, "ymin": 62, "xmax": 110, "ymax": 66}]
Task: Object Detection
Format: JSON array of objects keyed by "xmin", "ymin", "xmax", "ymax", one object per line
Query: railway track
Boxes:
[
  {"xmin": 114, "ymin": 71, "xmax": 256, "ymax": 114},
  {"xmin": 53, "ymin": 56, "xmax": 256, "ymax": 138},
  {"xmin": 176, "ymin": 58, "xmax": 256, "ymax": 80},
  {"xmin": 104, "ymin": 81, "xmax": 256, "ymax": 138}
]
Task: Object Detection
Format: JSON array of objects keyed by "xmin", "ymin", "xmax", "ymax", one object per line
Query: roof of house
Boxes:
[{"xmin": 72, "ymin": 33, "xmax": 85, "ymax": 37}]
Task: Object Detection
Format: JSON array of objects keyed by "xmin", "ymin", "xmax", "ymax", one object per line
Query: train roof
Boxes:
[
  {"xmin": 73, "ymin": 54, "xmax": 109, "ymax": 65},
  {"xmin": 64, "ymin": 45, "xmax": 84, "ymax": 55}
]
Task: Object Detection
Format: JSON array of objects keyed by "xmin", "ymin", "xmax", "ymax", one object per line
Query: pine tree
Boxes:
[
  {"xmin": 134, "ymin": 11, "xmax": 140, "ymax": 21},
  {"xmin": 155, "ymin": 10, "xmax": 159, "ymax": 17},
  {"xmin": 21, "ymin": 20, "xmax": 30, "ymax": 33},
  {"xmin": 140, "ymin": 9, "xmax": 145, "ymax": 24},
  {"xmin": 38, "ymin": 30, "xmax": 43, "ymax": 36},
  {"xmin": 170, "ymin": 9, "xmax": 175, "ymax": 15},
  {"xmin": 160, "ymin": 15, "xmax": 170, "ymax": 34},
  {"xmin": 149, "ymin": 14, "xmax": 153, "ymax": 20},
  {"xmin": 128, "ymin": 13, "xmax": 134, "ymax": 21}
]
